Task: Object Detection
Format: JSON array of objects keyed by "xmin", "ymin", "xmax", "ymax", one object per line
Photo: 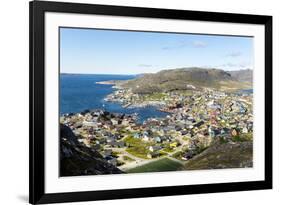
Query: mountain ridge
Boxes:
[{"xmin": 227, "ymin": 69, "xmax": 253, "ymax": 82}]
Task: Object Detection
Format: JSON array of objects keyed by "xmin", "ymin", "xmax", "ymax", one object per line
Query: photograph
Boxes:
[
  {"xmin": 59, "ymin": 27, "xmax": 254, "ymax": 177},
  {"xmin": 28, "ymin": 1, "xmax": 272, "ymax": 203}
]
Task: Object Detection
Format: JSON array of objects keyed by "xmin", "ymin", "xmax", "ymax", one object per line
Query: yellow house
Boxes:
[{"xmin": 169, "ymin": 142, "xmax": 178, "ymax": 148}]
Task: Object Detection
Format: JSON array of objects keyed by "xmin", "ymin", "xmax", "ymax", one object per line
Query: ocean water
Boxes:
[
  {"xmin": 60, "ymin": 74, "xmax": 168, "ymax": 123},
  {"xmin": 237, "ymin": 89, "xmax": 253, "ymax": 94},
  {"xmin": 240, "ymin": 89, "xmax": 253, "ymax": 93}
]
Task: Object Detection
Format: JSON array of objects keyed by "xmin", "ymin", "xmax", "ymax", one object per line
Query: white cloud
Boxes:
[
  {"xmin": 162, "ymin": 40, "xmax": 208, "ymax": 50},
  {"xmin": 161, "ymin": 40, "xmax": 188, "ymax": 50},
  {"xmin": 138, "ymin": 64, "xmax": 153, "ymax": 67},
  {"xmin": 192, "ymin": 40, "xmax": 207, "ymax": 48},
  {"xmin": 226, "ymin": 51, "xmax": 242, "ymax": 57},
  {"xmin": 218, "ymin": 62, "xmax": 252, "ymax": 70}
]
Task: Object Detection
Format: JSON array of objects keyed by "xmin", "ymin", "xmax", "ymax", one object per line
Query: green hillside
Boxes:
[
  {"xmin": 117, "ymin": 67, "xmax": 252, "ymax": 94},
  {"xmin": 127, "ymin": 158, "xmax": 183, "ymax": 173},
  {"xmin": 183, "ymin": 141, "xmax": 253, "ymax": 170}
]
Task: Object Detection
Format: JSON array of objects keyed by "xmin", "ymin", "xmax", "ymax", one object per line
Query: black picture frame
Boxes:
[{"xmin": 29, "ymin": 0, "xmax": 272, "ymax": 204}]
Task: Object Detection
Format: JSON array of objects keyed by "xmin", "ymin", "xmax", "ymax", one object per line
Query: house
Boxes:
[
  {"xmin": 83, "ymin": 138, "xmax": 91, "ymax": 147},
  {"xmin": 157, "ymin": 129, "xmax": 165, "ymax": 136},
  {"xmin": 88, "ymin": 127, "xmax": 94, "ymax": 134},
  {"xmin": 231, "ymin": 129, "xmax": 238, "ymax": 136},
  {"xmin": 207, "ymin": 100, "xmax": 214, "ymax": 107},
  {"xmin": 147, "ymin": 151, "xmax": 160, "ymax": 159},
  {"xmin": 106, "ymin": 137, "xmax": 115, "ymax": 143},
  {"xmin": 194, "ymin": 121, "xmax": 204, "ymax": 128},
  {"xmin": 149, "ymin": 145, "xmax": 162, "ymax": 152},
  {"xmin": 185, "ymin": 120, "xmax": 193, "ymax": 126},
  {"xmin": 107, "ymin": 141, "xmax": 125, "ymax": 148},
  {"xmin": 169, "ymin": 142, "xmax": 178, "ymax": 148},
  {"xmin": 186, "ymin": 84, "xmax": 196, "ymax": 89},
  {"xmin": 175, "ymin": 125, "xmax": 184, "ymax": 131},
  {"xmin": 73, "ymin": 122, "xmax": 83, "ymax": 129},
  {"xmin": 133, "ymin": 133, "xmax": 140, "ymax": 139},
  {"xmin": 154, "ymin": 136, "xmax": 162, "ymax": 143},
  {"xmin": 181, "ymin": 151, "xmax": 193, "ymax": 160},
  {"xmin": 208, "ymin": 126, "xmax": 221, "ymax": 137},
  {"xmin": 220, "ymin": 128, "xmax": 230, "ymax": 136},
  {"xmin": 242, "ymin": 127, "xmax": 248, "ymax": 133},
  {"xmin": 82, "ymin": 121, "xmax": 96, "ymax": 126},
  {"xmin": 143, "ymin": 131, "xmax": 149, "ymax": 136},
  {"xmin": 110, "ymin": 119, "xmax": 119, "ymax": 125},
  {"xmin": 142, "ymin": 135, "xmax": 150, "ymax": 142},
  {"xmin": 121, "ymin": 120, "xmax": 129, "ymax": 126},
  {"xmin": 209, "ymin": 129, "xmax": 215, "ymax": 138},
  {"xmin": 87, "ymin": 135, "xmax": 95, "ymax": 140}
]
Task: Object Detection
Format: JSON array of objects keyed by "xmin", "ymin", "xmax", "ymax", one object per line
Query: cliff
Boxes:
[{"xmin": 60, "ymin": 124, "xmax": 123, "ymax": 176}]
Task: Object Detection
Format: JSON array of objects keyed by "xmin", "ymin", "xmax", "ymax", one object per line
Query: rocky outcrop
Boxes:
[{"xmin": 60, "ymin": 124, "xmax": 123, "ymax": 176}]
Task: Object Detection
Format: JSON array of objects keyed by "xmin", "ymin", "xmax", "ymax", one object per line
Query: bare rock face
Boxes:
[{"xmin": 60, "ymin": 124, "xmax": 123, "ymax": 176}]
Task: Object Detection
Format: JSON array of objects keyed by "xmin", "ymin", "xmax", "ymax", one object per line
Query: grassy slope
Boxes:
[
  {"xmin": 228, "ymin": 69, "xmax": 253, "ymax": 82},
  {"xmin": 123, "ymin": 136, "xmax": 154, "ymax": 159},
  {"xmin": 119, "ymin": 67, "xmax": 252, "ymax": 94},
  {"xmin": 127, "ymin": 158, "xmax": 183, "ymax": 173},
  {"xmin": 183, "ymin": 141, "xmax": 253, "ymax": 170}
]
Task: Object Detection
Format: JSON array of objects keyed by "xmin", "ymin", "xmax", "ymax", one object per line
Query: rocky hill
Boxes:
[
  {"xmin": 183, "ymin": 141, "xmax": 253, "ymax": 170},
  {"xmin": 117, "ymin": 67, "xmax": 252, "ymax": 94},
  {"xmin": 60, "ymin": 124, "xmax": 123, "ymax": 176},
  {"xmin": 227, "ymin": 69, "xmax": 253, "ymax": 82}
]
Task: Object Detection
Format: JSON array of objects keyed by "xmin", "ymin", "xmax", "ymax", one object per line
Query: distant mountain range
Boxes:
[{"xmin": 117, "ymin": 67, "xmax": 252, "ymax": 94}]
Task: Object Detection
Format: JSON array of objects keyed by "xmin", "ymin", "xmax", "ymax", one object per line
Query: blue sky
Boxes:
[{"xmin": 60, "ymin": 27, "xmax": 254, "ymax": 74}]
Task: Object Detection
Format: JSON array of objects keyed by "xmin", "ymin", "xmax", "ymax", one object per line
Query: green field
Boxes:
[
  {"xmin": 127, "ymin": 158, "xmax": 183, "ymax": 173},
  {"xmin": 123, "ymin": 136, "xmax": 153, "ymax": 159}
]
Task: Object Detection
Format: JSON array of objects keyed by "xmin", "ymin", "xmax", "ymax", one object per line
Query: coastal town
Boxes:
[{"xmin": 60, "ymin": 85, "xmax": 253, "ymax": 172}]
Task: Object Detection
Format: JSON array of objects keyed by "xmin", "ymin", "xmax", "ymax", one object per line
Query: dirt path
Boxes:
[{"xmin": 119, "ymin": 156, "xmax": 165, "ymax": 171}]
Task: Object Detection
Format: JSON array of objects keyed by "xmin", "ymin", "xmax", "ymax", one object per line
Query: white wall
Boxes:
[{"xmin": 0, "ymin": 0, "xmax": 279, "ymax": 204}]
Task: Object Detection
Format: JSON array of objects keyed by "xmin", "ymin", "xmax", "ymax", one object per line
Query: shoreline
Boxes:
[{"xmin": 96, "ymin": 81, "xmax": 117, "ymax": 85}]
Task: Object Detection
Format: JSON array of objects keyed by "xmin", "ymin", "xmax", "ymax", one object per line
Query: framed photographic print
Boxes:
[{"xmin": 29, "ymin": 0, "xmax": 272, "ymax": 204}]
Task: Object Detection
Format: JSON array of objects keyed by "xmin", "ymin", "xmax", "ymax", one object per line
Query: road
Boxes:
[
  {"xmin": 110, "ymin": 147, "xmax": 153, "ymax": 171},
  {"xmin": 111, "ymin": 147, "xmax": 186, "ymax": 171}
]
